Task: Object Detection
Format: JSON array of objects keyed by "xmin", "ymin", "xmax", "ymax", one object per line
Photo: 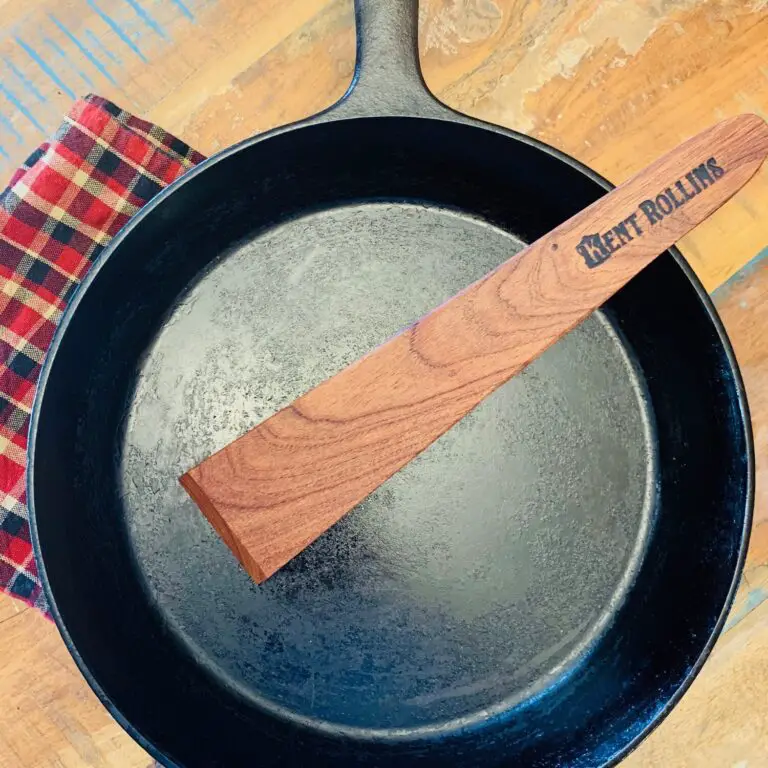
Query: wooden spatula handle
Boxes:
[{"xmin": 181, "ymin": 114, "xmax": 768, "ymax": 583}]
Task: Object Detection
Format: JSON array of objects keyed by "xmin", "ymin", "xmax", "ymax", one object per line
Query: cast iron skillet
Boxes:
[{"xmin": 29, "ymin": 1, "xmax": 753, "ymax": 766}]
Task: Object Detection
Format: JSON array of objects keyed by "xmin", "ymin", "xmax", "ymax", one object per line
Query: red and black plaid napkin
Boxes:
[{"xmin": 0, "ymin": 95, "xmax": 205, "ymax": 613}]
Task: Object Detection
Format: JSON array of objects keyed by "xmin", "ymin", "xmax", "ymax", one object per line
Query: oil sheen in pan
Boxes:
[{"xmin": 121, "ymin": 201, "xmax": 658, "ymax": 735}]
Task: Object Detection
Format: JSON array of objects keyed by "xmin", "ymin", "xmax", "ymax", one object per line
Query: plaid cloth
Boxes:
[{"xmin": 0, "ymin": 94, "xmax": 204, "ymax": 613}]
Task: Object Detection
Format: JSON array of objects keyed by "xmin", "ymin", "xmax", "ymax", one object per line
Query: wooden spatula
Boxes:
[{"xmin": 181, "ymin": 114, "xmax": 768, "ymax": 583}]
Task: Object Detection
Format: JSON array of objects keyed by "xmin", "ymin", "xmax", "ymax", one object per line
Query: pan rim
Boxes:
[{"xmin": 27, "ymin": 113, "xmax": 755, "ymax": 768}]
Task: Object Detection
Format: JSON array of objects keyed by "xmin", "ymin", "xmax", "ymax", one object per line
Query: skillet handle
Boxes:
[{"xmin": 329, "ymin": 0, "xmax": 447, "ymax": 119}]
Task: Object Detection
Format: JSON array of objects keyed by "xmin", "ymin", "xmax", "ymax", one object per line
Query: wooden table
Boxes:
[{"xmin": 0, "ymin": 1, "xmax": 766, "ymax": 765}]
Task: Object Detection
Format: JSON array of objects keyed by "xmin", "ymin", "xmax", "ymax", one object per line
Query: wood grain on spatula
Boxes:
[{"xmin": 181, "ymin": 114, "xmax": 768, "ymax": 583}]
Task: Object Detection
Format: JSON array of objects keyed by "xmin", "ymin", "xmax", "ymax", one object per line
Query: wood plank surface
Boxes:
[
  {"xmin": 0, "ymin": 609, "xmax": 151, "ymax": 768},
  {"xmin": 0, "ymin": 0, "xmax": 767, "ymax": 765}
]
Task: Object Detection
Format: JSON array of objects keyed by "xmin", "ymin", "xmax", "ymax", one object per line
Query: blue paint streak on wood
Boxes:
[
  {"xmin": 48, "ymin": 15, "xmax": 118, "ymax": 86},
  {"xmin": 725, "ymin": 587, "xmax": 768, "ymax": 632},
  {"xmin": 14, "ymin": 37, "xmax": 76, "ymax": 100},
  {"xmin": 0, "ymin": 82, "xmax": 46, "ymax": 132},
  {"xmin": 44, "ymin": 37, "xmax": 95, "ymax": 89},
  {"xmin": 169, "ymin": 0, "xmax": 195, "ymax": 20},
  {"xmin": 85, "ymin": 29, "xmax": 122, "ymax": 66},
  {"xmin": 3, "ymin": 57, "xmax": 46, "ymax": 104},
  {"xmin": 0, "ymin": 144, "xmax": 10, "ymax": 161},
  {"xmin": 123, "ymin": 0, "xmax": 167, "ymax": 39},
  {"xmin": 0, "ymin": 113, "xmax": 23, "ymax": 143},
  {"xmin": 86, "ymin": 0, "xmax": 148, "ymax": 63},
  {"xmin": 714, "ymin": 245, "xmax": 768, "ymax": 300}
]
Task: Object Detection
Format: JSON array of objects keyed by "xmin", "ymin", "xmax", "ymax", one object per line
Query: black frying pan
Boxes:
[{"xmin": 29, "ymin": 2, "xmax": 753, "ymax": 766}]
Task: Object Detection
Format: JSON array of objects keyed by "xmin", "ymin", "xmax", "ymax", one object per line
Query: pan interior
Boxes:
[{"xmin": 120, "ymin": 198, "xmax": 656, "ymax": 732}]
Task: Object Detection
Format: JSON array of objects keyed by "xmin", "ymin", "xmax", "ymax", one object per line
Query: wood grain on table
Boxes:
[{"xmin": 1, "ymin": 1, "xmax": 767, "ymax": 765}]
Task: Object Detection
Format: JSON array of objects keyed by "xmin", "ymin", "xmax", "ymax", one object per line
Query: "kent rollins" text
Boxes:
[{"xmin": 576, "ymin": 157, "xmax": 725, "ymax": 269}]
